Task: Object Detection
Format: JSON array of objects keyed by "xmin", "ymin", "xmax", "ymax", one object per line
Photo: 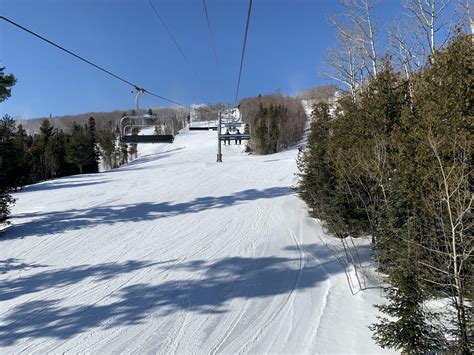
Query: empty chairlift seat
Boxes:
[
  {"xmin": 189, "ymin": 126, "xmax": 218, "ymax": 131},
  {"xmin": 120, "ymin": 134, "xmax": 174, "ymax": 144}
]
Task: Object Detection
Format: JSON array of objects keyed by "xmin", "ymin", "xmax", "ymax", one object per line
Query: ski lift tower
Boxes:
[{"xmin": 216, "ymin": 106, "xmax": 250, "ymax": 162}]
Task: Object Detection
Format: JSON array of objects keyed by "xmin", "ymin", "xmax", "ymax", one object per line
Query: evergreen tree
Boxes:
[
  {"xmin": 0, "ymin": 188, "xmax": 14, "ymax": 224},
  {"xmin": 30, "ymin": 119, "xmax": 56, "ymax": 180},
  {"xmin": 0, "ymin": 67, "xmax": 16, "ymax": 102},
  {"xmin": 97, "ymin": 121, "xmax": 117, "ymax": 170},
  {"xmin": 47, "ymin": 129, "xmax": 76, "ymax": 178},
  {"xmin": 84, "ymin": 117, "xmax": 99, "ymax": 173},
  {"xmin": 371, "ymin": 268, "xmax": 444, "ymax": 352},
  {"xmin": 0, "ymin": 67, "xmax": 17, "ymax": 224},
  {"xmin": 0, "ymin": 114, "xmax": 17, "ymax": 222},
  {"xmin": 39, "ymin": 119, "xmax": 54, "ymax": 145},
  {"xmin": 119, "ymin": 142, "xmax": 128, "ymax": 165},
  {"xmin": 65, "ymin": 123, "xmax": 95, "ymax": 174},
  {"xmin": 13, "ymin": 124, "xmax": 32, "ymax": 187},
  {"xmin": 371, "ymin": 183, "xmax": 445, "ymax": 352},
  {"xmin": 297, "ymin": 103, "xmax": 343, "ymax": 235}
]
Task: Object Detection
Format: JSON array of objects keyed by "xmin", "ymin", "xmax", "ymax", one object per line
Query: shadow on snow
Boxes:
[
  {"xmin": 0, "ymin": 259, "xmax": 48, "ymax": 275},
  {"xmin": 0, "ymin": 243, "xmax": 364, "ymax": 346},
  {"xmin": 4, "ymin": 187, "xmax": 292, "ymax": 239},
  {"xmin": 19, "ymin": 180, "xmax": 110, "ymax": 193}
]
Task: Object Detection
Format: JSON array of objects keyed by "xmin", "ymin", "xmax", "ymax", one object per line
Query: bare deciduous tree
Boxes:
[
  {"xmin": 341, "ymin": 0, "xmax": 380, "ymax": 79},
  {"xmin": 423, "ymin": 133, "xmax": 473, "ymax": 351},
  {"xmin": 324, "ymin": 0, "xmax": 381, "ymax": 100},
  {"xmin": 324, "ymin": 31, "xmax": 365, "ymax": 101},
  {"xmin": 404, "ymin": 0, "xmax": 453, "ymax": 61}
]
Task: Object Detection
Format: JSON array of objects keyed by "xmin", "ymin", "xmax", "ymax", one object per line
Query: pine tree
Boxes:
[
  {"xmin": 32, "ymin": 119, "xmax": 56, "ymax": 180},
  {"xmin": 12, "ymin": 124, "xmax": 32, "ymax": 187},
  {"xmin": 297, "ymin": 103, "xmax": 342, "ymax": 235},
  {"xmin": 370, "ymin": 35, "xmax": 472, "ymax": 352},
  {"xmin": 371, "ymin": 268, "xmax": 444, "ymax": 352},
  {"xmin": 84, "ymin": 117, "xmax": 99, "ymax": 173},
  {"xmin": 97, "ymin": 121, "xmax": 117, "ymax": 170},
  {"xmin": 39, "ymin": 119, "xmax": 54, "ymax": 145},
  {"xmin": 0, "ymin": 114, "xmax": 17, "ymax": 223},
  {"xmin": 65, "ymin": 123, "xmax": 95, "ymax": 174},
  {"xmin": 119, "ymin": 142, "xmax": 128, "ymax": 165},
  {"xmin": 0, "ymin": 68, "xmax": 16, "ymax": 224},
  {"xmin": 0, "ymin": 67, "xmax": 16, "ymax": 102},
  {"xmin": 371, "ymin": 184, "xmax": 445, "ymax": 352}
]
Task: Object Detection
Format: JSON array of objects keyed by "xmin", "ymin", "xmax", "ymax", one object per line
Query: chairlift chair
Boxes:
[
  {"xmin": 119, "ymin": 89, "xmax": 175, "ymax": 144},
  {"xmin": 120, "ymin": 114, "xmax": 175, "ymax": 144}
]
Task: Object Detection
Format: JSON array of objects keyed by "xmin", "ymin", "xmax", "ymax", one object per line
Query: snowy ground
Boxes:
[{"xmin": 0, "ymin": 128, "xmax": 393, "ymax": 354}]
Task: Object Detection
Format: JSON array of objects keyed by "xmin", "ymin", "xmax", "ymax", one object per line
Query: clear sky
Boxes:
[{"xmin": 0, "ymin": 0, "xmax": 404, "ymax": 119}]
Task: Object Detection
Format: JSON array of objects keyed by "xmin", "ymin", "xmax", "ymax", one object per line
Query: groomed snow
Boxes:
[{"xmin": 0, "ymin": 128, "xmax": 394, "ymax": 354}]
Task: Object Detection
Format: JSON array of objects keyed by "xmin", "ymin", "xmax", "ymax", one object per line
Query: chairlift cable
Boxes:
[
  {"xmin": 0, "ymin": 15, "xmax": 190, "ymax": 109},
  {"xmin": 234, "ymin": 0, "xmax": 253, "ymax": 107},
  {"xmin": 202, "ymin": 0, "xmax": 220, "ymax": 71},
  {"xmin": 146, "ymin": 90, "xmax": 190, "ymax": 109},
  {"xmin": 148, "ymin": 0, "xmax": 200, "ymax": 80}
]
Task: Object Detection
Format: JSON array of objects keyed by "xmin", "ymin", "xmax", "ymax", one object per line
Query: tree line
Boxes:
[
  {"xmin": 17, "ymin": 106, "xmax": 190, "ymax": 135},
  {"xmin": 0, "ymin": 64, "xmax": 189, "ymax": 226},
  {"xmin": 0, "ymin": 114, "xmax": 124, "ymax": 223},
  {"xmin": 298, "ymin": 32, "xmax": 472, "ymax": 353},
  {"xmin": 0, "ymin": 104, "xmax": 142, "ymax": 225},
  {"xmin": 299, "ymin": 0, "xmax": 472, "ymax": 351},
  {"xmin": 239, "ymin": 93, "xmax": 307, "ymax": 155}
]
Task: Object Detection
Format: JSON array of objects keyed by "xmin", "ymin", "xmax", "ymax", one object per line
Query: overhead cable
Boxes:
[
  {"xmin": 234, "ymin": 0, "xmax": 253, "ymax": 106},
  {"xmin": 0, "ymin": 15, "xmax": 190, "ymax": 108},
  {"xmin": 202, "ymin": 0, "xmax": 220, "ymax": 70},
  {"xmin": 148, "ymin": 0, "xmax": 200, "ymax": 80}
]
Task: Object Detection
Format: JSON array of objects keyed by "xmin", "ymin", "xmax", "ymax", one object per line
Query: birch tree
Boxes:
[
  {"xmin": 404, "ymin": 0, "xmax": 453, "ymax": 61},
  {"xmin": 341, "ymin": 0, "xmax": 380, "ymax": 79}
]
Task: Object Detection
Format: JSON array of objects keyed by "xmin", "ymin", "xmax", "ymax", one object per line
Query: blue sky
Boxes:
[{"xmin": 1, "ymin": 0, "xmax": 404, "ymax": 118}]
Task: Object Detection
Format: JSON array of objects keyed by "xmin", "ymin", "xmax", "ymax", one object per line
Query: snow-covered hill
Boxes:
[{"xmin": 0, "ymin": 129, "xmax": 393, "ymax": 353}]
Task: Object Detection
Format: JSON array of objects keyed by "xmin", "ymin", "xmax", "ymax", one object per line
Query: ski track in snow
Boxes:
[{"xmin": 0, "ymin": 129, "xmax": 394, "ymax": 354}]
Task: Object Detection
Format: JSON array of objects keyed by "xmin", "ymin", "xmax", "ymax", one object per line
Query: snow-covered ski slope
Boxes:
[{"xmin": 1, "ymin": 129, "xmax": 393, "ymax": 354}]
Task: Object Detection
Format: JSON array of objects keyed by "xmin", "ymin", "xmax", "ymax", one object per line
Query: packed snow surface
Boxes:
[{"xmin": 1, "ymin": 129, "xmax": 393, "ymax": 353}]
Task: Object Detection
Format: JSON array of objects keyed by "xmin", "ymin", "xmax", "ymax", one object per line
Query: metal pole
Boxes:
[
  {"xmin": 217, "ymin": 111, "xmax": 222, "ymax": 162},
  {"xmin": 135, "ymin": 88, "xmax": 144, "ymax": 111},
  {"xmin": 119, "ymin": 115, "xmax": 130, "ymax": 138}
]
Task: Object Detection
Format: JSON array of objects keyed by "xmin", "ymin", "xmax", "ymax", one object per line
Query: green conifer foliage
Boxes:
[
  {"xmin": 0, "ymin": 67, "xmax": 16, "ymax": 102},
  {"xmin": 298, "ymin": 33, "xmax": 472, "ymax": 353},
  {"xmin": 66, "ymin": 123, "xmax": 96, "ymax": 174}
]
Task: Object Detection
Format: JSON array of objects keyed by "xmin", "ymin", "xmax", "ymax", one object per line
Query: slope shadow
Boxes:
[
  {"xmin": 15, "ymin": 147, "xmax": 184, "ymax": 193},
  {"xmin": 124, "ymin": 147, "xmax": 185, "ymax": 167},
  {"xmin": 0, "ymin": 260, "xmax": 163, "ymax": 302},
  {"xmin": 0, "ymin": 259, "xmax": 47, "ymax": 275},
  {"xmin": 4, "ymin": 187, "xmax": 291, "ymax": 239},
  {"xmin": 104, "ymin": 147, "xmax": 186, "ymax": 173},
  {"xmin": 0, "ymin": 244, "xmax": 349, "ymax": 346},
  {"xmin": 19, "ymin": 180, "xmax": 109, "ymax": 193}
]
